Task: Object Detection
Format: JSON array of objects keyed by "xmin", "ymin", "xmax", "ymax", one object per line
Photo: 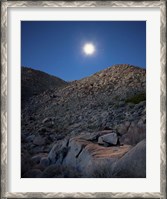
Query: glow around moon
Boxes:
[{"xmin": 83, "ymin": 43, "xmax": 95, "ymax": 55}]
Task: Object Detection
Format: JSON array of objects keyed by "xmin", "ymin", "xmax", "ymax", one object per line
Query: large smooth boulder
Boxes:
[
  {"xmin": 111, "ymin": 139, "xmax": 146, "ymax": 178},
  {"xmin": 48, "ymin": 132, "xmax": 133, "ymax": 177},
  {"xmin": 63, "ymin": 136, "xmax": 132, "ymax": 174},
  {"xmin": 62, "ymin": 137, "xmax": 90, "ymax": 168},
  {"xmin": 76, "ymin": 143, "xmax": 132, "ymax": 176}
]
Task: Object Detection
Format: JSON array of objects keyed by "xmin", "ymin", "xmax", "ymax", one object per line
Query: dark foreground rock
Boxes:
[
  {"xmin": 111, "ymin": 139, "xmax": 146, "ymax": 178},
  {"xmin": 22, "ymin": 130, "xmax": 146, "ymax": 178}
]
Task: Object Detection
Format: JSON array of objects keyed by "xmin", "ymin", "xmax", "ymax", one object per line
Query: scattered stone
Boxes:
[
  {"xmin": 26, "ymin": 134, "xmax": 35, "ymax": 142},
  {"xmin": 30, "ymin": 145, "xmax": 45, "ymax": 154},
  {"xmin": 38, "ymin": 127, "xmax": 47, "ymax": 133},
  {"xmin": 42, "ymin": 117, "xmax": 55, "ymax": 124},
  {"xmin": 31, "ymin": 155, "xmax": 41, "ymax": 164},
  {"xmin": 33, "ymin": 136, "xmax": 46, "ymax": 146},
  {"xmin": 77, "ymin": 132, "xmax": 98, "ymax": 141},
  {"xmin": 31, "ymin": 153, "xmax": 48, "ymax": 164},
  {"xmin": 98, "ymin": 133, "xmax": 118, "ymax": 146}
]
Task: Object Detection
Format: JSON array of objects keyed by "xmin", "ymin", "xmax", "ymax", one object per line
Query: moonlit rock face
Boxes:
[{"xmin": 83, "ymin": 43, "xmax": 95, "ymax": 55}]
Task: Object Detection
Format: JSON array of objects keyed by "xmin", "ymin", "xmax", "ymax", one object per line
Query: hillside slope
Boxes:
[
  {"xmin": 22, "ymin": 64, "xmax": 146, "ymax": 135},
  {"xmin": 21, "ymin": 64, "xmax": 146, "ymax": 178}
]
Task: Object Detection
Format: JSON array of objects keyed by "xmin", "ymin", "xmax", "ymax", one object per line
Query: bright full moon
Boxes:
[{"xmin": 83, "ymin": 43, "xmax": 95, "ymax": 55}]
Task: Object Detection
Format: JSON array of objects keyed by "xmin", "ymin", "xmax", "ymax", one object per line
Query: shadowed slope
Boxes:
[{"xmin": 21, "ymin": 66, "xmax": 68, "ymax": 107}]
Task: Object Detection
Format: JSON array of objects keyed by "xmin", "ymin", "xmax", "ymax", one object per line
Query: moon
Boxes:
[{"xmin": 83, "ymin": 43, "xmax": 95, "ymax": 55}]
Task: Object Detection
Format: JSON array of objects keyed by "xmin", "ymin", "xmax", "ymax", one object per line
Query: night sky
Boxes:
[{"xmin": 21, "ymin": 21, "xmax": 146, "ymax": 81}]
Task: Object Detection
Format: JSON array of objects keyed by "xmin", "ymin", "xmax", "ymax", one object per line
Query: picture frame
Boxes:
[{"xmin": 1, "ymin": 1, "xmax": 166, "ymax": 198}]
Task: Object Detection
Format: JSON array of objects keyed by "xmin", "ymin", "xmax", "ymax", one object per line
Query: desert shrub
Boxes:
[
  {"xmin": 113, "ymin": 95, "xmax": 119, "ymax": 101},
  {"xmin": 22, "ymin": 169, "xmax": 42, "ymax": 178},
  {"xmin": 90, "ymin": 160, "xmax": 114, "ymax": 178},
  {"xmin": 125, "ymin": 92, "xmax": 146, "ymax": 104},
  {"xmin": 113, "ymin": 103, "xmax": 119, "ymax": 109},
  {"xmin": 91, "ymin": 166, "xmax": 113, "ymax": 178},
  {"xmin": 41, "ymin": 164, "xmax": 82, "ymax": 178}
]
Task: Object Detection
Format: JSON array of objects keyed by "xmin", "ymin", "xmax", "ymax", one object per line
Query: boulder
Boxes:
[
  {"xmin": 77, "ymin": 143, "xmax": 132, "ymax": 175},
  {"xmin": 63, "ymin": 137, "xmax": 89, "ymax": 168},
  {"xmin": 48, "ymin": 132, "xmax": 133, "ymax": 177},
  {"xmin": 31, "ymin": 155, "xmax": 42, "ymax": 164},
  {"xmin": 26, "ymin": 134, "xmax": 35, "ymax": 142},
  {"xmin": 37, "ymin": 127, "xmax": 47, "ymax": 133},
  {"xmin": 77, "ymin": 132, "xmax": 98, "ymax": 141},
  {"xmin": 98, "ymin": 133, "xmax": 118, "ymax": 146},
  {"xmin": 117, "ymin": 121, "xmax": 131, "ymax": 135},
  {"xmin": 75, "ymin": 146, "xmax": 94, "ymax": 173},
  {"xmin": 48, "ymin": 139, "xmax": 69, "ymax": 165},
  {"xmin": 31, "ymin": 153, "xmax": 48, "ymax": 164},
  {"xmin": 33, "ymin": 135, "xmax": 46, "ymax": 146},
  {"xmin": 111, "ymin": 139, "xmax": 146, "ymax": 178},
  {"xmin": 119, "ymin": 122, "xmax": 146, "ymax": 145},
  {"xmin": 63, "ymin": 136, "xmax": 132, "ymax": 173},
  {"xmin": 42, "ymin": 117, "xmax": 55, "ymax": 124}
]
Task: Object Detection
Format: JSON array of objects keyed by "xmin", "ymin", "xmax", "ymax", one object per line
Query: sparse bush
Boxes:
[
  {"xmin": 41, "ymin": 164, "xmax": 82, "ymax": 178},
  {"xmin": 91, "ymin": 166, "xmax": 113, "ymax": 178},
  {"xmin": 125, "ymin": 92, "xmax": 146, "ymax": 104},
  {"xmin": 113, "ymin": 103, "xmax": 119, "ymax": 109},
  {"xmin": 90, "ymin": 160, "xmax": 114, "ymax": 178}
]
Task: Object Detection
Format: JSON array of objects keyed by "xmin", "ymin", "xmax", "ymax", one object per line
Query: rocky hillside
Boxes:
[
  {"xmin": 21, "ymin": 64, "xmax": 146, "ymax": 178},
  {"xmin": 21, "ymin": 66, "xmax": 68, "ymax": 107}
]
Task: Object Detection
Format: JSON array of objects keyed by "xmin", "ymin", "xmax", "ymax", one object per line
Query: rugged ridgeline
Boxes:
[
  {"xmin": 21, "ymin": 66, "xmax": 68, "ymax": 107},
  {"xmin": 21, "ymin": 64, "xmax": 146, "ymax": 178}
]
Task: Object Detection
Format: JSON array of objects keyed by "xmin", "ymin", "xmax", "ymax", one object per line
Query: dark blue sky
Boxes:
[{"xmin": 21, "ymin": 21, "xmax": 146, "ymax": 81}]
